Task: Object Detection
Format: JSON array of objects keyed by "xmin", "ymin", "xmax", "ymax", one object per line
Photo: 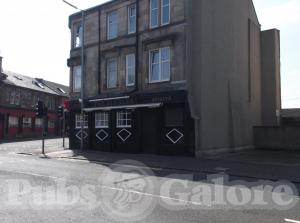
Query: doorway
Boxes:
[{"xmin": 142, "ymin": 109, "xmax": 159, "ymax": 154}]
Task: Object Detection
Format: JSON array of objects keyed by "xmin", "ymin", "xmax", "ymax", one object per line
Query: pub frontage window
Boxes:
[
  {"xmin": 95, "ymin": 112, "xmax": 109, "ymax": 128},
  {"xmin": 117, "ymin": 111, "xmax": 132, "ymax": 128},
  {"xmin": 75, "ymin": 114, "xmax": 88, "ymax": 129}
]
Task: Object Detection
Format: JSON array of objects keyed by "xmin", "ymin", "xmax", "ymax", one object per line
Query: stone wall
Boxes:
[{"xmin": 254, "ymin": 126, "xmax": 300, "ymax": 150}]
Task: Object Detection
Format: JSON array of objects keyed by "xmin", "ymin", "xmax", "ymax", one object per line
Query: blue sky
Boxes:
[{"xmin": 0, "ymin": 0, "xmax": 299, "ymax": 108}]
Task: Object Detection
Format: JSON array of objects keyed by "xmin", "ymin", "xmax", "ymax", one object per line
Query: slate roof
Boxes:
[{"xmin": 1, "ymin": 70, "xmax": 69, "ymax": 97}]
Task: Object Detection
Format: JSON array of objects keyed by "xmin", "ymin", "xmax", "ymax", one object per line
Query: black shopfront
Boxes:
[{"xmin": 69, "ymin": 90, "xmax": 195, "ymax": 156}]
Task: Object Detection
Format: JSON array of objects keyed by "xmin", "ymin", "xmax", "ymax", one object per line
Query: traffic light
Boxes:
[
  {"xmin": 56, "ymin": 106, "xmax": 64, "ymax": 118},
  {"xmin": 35, "ymin": 101, "xmax": 45, "ymax": 117}
]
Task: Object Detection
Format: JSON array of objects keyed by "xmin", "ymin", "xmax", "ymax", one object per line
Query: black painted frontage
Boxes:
[{"xmin": 69, "ymin": 91, "xmax": 195, "ymax": 156}]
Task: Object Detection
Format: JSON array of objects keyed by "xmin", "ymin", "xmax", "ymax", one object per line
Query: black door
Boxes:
[
  {"xmin": 142, "ymin": 109, "xmax": 158, "ymax": 154},
  {"xmin": 92, "ymin": 111, "xmax": 112, "ymax": 152}
]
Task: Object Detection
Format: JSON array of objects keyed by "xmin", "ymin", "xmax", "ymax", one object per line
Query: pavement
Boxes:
[{"xmin": 42, "ymin": 145, "xmax": 300, "ymax": 184}]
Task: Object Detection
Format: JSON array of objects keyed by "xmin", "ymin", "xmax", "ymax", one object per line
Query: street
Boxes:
[{"xmin": 0, "ymin": 139, "xmax": 299, "ymax": 223}]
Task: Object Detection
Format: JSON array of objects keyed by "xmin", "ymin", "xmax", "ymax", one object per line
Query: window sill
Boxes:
[{"xmin": 149, "ymin": 79, "xmax": 170, "ymax": 84}]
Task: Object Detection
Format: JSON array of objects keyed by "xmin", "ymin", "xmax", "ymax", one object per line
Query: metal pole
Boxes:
[
  {"xmin": 80, "ymin": 10, "xmax": 85, "ymax": 152},
  {"xmin": 42, "ymin": 115, "xmax": 45, "ymax": 155},
  {"xmin": 63, "ymin": 110, "xmax": 65, "ymax": 148}
]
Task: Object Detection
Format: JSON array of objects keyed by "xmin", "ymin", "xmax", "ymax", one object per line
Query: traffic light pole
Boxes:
[
  {"xmin": 63, "ymin": 110, "xmax": 65, "ymax": 148},
  {"xmin": 42, "ymin": 115, "xmax": 46, "ymax": 155}
]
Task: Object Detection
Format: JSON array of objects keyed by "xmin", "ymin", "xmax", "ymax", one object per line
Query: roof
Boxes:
[
  {"xmin": 281, "ymin": 109, "xmax": 300, "ymax": 118},
  {"xmin": 1, "ymin": 70, "xmax": 69, "ymax": 97},
  {"xmin": 43, "ymin": 79, "xmax": 69, "ymax": 97}
]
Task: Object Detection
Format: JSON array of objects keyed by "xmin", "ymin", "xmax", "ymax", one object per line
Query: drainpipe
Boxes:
[
  {"xmin": 132, "ymin": 0, "xmax": 139, "ymax": 94},
  {"xmin": 98, "ymin": 6, "xmax": 102, "ymax": 95}
]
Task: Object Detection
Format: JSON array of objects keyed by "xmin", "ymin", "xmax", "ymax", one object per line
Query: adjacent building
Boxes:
[
  {"xmin": 0, "ymin": 56, "xmax": 69, "ymax": 140},
  {"xmin": 67, "ymin": 0, "xmax": 281, "ymax": 156}
]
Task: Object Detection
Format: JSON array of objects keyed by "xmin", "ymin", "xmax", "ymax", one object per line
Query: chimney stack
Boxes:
[{"xmin": 0, "ymin": 53, "xmax": 7, "ymax": 81}]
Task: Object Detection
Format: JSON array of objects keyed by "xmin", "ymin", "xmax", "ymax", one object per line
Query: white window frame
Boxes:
[
  {"xmin": 107, "ymin": 11, "xmax": 118, "ymax": 40},
  {"xmin": 95, "ymin": 112, "xmax": 109, "ymax": 129},
  {"xmin": 161, "ymin": 0, "xmax": 170, "ymax": 26},
  {"xmin": 126, "ymin": 54, "xmax": 136, "ymax": 86},
  {"xmin": 8, "ymin": 116, "xmax": 18, "ymax": 128},
  {"xmin": 9, "ymin": 90, "xmax": 15, "ymax": 105},
  {"xmin": 23, "ymin": 117, "xmax": 32, "ymax": 129},
  {"xmin": 150, "ymin": 0, "xmax": 159, "ymax": 28},
  {"xmin": 73, "ymin": 65, "xmax": 82, "ymax": 93},
  {"xmin": 128, "ymin": 4, "xmax": 136, "ymax": 34},
  {"xmin": 35, "ymin": 118, "xmax": 43, "ymax": 128},
  {"xmin": 107, "ymin": 58, "xmax": 118, "ymax": 89},
  {"xmin": 75, "ymin": 114, "xmax": 88, "ymax": 129},
  {"xmin": 48, "ymin": 120, "xmax": 55, "ymax": 129},
  {"xmin": 149, "ymin": 47, "xmax": 171, "ymax": 83},
  {"xmin": 117, "ymin": 111, "xmax": 132, "ymax": 128},
  {"xmin": 74, "ymin": 25, "xmax": 82, "ymax": 48}
]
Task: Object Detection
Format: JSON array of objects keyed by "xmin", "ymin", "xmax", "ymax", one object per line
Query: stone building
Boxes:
[
  {"xmin": 67, "ymin": 0, "xmax": 281, "ymax": 156},
  {"xmin": 0, "ymin": 56, "xmax": 69, "ymax": 140}
]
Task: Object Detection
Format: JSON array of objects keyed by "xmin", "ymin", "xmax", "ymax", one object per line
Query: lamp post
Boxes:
[{"xmin": 62, "ymin": 0, "xmax": 85, "ymax": 151}]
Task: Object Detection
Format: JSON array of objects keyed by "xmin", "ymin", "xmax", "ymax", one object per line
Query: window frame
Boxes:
[
  {"xmin": 150, "ymin": 0, "xmax": 159, "ymax": 28},
  {"xmin": 149, "ymin": 47, "xmax": 171, "ymax": 83},
  {"xmin": 23, "ymin": 117, "xmax": 32, "ymax": 129},
  {"xmin": 48, "ymin": 120, "xmax": 55, "ymax": 129},
  {"xmin": 9, "ymin": 89, "xmax": 16, "ymax": 105},
  {"xmin": 95, "ymin": 112, "xmax": 109, "ymax": 129},
  {"xmin": 73, "ymin": 65, "xmax": 82, "ymax": 93},
  {"xmin": 116, "ymin": 111, "xmax": 132, "ymax": 128},
  {"xmin": 106, "ymin": 58, "xmax": 118, "ymax": 89},
  {"xmin": 128, "ymin": 4, "xmax": 137, "ymax": 34},
  {"xmin": 75, "ymin": 114, "xmax": 88, "ymax": 129},
  {"xmin": 126, "ymin": 54, "xmax": 136, "ymax": 87},
  {"xmin": 35, "ymin": 118, "xmax": 43, "ymax": 128},
  {"xmin": 8, "ymin": 116, "xmax": 19, "ymax": 128},
  {"xmin": 107, "ymin": 11, "xmax": 118, "ymax": 40},
  {"xmin": 161, "ymin": 0, "xmax": 170, "ymax": 26},
  {"xmin": 74, "ymin": 25, "xmax": 82, "ymax": 48}
]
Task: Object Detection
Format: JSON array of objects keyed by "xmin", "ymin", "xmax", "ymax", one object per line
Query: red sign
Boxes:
[{"xmin": 64, "ymin": 100, "xmax": 70, "ymax": 111}]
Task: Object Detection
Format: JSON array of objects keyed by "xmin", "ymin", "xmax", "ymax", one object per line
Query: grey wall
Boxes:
[
  {"xmin": 261, "ymin": 29, "xmax": 281, "ymax": 126},
  {"xmin": 254, "ymin": 127, "xmax": 300, "ymax": 150},
  {"xmin": 187, "ymin": 0, "xmax": 263, "ymax": 156}
]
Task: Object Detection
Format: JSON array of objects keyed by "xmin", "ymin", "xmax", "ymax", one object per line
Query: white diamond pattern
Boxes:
[
  {"xmin": 166, "ymin": 129, "xmax": 184, "ymax": 144},
  {"xmin": 96, "ymin": 129, "xmax": 109, "ymax": 141},
  {"xmin": 76, "ymin": 130, "xmax": 88, "ymax": 140},
  {"xmin": 117, "ymin": 129, "xmax": 132, "ymax": 142}
]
